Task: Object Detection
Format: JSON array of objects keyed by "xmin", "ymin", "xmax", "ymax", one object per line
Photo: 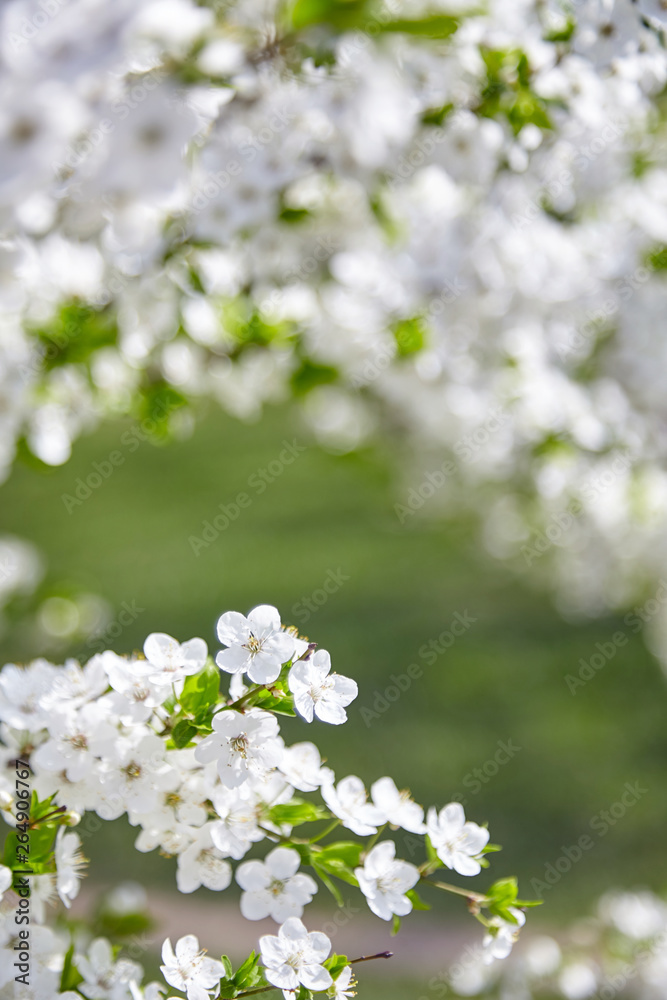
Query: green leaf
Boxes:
[
  {"xmin": 180, "ymin": 662, "xmax": 220, "ymax": 715},
  {"xmin": 313, "ymin": 863, "xmax": 345, "ymax": 906},
  {"xmin": 381, "ymin": 16, "xmax": 458, "ymax": 38},
  {"xmin": 324, "ymin": 954, "xmax": 350, "ymax": 979},
  {"xmin": 60, "ymin": 943, "xmax": 84, "ymax": 991},
  {"xmin": 269, "ymin": 800, "xmax": 330, "ymax": 827},
  {"xmin": 317, "ymin": 841, "xmax": 363, "ymax": 867},
  {"xmin": 425, "ymin": 835, "xmax": 439, "ymax": 865},
  {"xmin": 393, "ymin": 317, "xmax": 426, "ymax": 357},
  {"xmin": 315, "ymin": 856, "xmax": 359, "ymax": 887},
  {"xmin": 219, "ymin": 982, "xmax": 239, "ymax": 999},
  {"xmin": 392, "ymin": 913, "xmax": 401, "ymax": 935},
  {"xmin": 233, "ymin": 951, "xmax": 264, "ymax": 990},
  {"xmin": 406, "ymin": 888, "xmax": 430, "ymax": 911},
  {"xmin": 171, "ymin": 720, "xmax": 198, "ymax": 749},
  {"xmin": 291, "ymin": 0, "xmax": 370, "ymax": 31},
  {"xmin": 221, "ymin": 956, "xmax": 233, "ymax": 980},
  {"xmin": 291, "ymin": 360, "xmax": 339, "ymax": 396}
]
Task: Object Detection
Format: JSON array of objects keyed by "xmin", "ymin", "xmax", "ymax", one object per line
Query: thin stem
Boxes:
[
  {"xmin": 425, "ymin": 878, "xmax": 488, "ymax": 904},
  {"xmin": 309, "ymin": 819, "xmax": 340, "ymax": 843},
  {"xmin": 227, "ymin": 684, "xmax": 265, "ymax": 711},
  {"xmin": 350, "ymin": 952, "xmax": 394, "ymax": 964},
  {"xmin": 30, "ymin": 806, "xmax": 67, "ymax": 828},
  {"xmin": 363, "ymin": 823, "xmax": 386, "ymax": 855}
]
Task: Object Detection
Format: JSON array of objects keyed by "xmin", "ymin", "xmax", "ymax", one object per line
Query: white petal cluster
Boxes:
[
  {"xmin": 1, "ymin": 1, "xmax": 667, "ymax": 655},
  {"xmin": 0, "ymin": 604, "xmax": 525, "ymax": 998}
]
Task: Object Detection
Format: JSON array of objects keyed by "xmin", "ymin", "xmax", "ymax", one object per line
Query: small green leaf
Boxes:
[
  {"xmin": 180, "ymin": 662, "xmax": 220, "ymax": 715},
  {"xmin": 392, "ymin": 914, "xmax": 401, "ymax": 935},
  {"xmin": 219, "ymin": 982, "xmax": 239, "ymax": 999},
  {"xmin": 406, "ymin": 888, "xmax": 430, "ymax": 911},
  {"xmin": 324, "ymin": 954, "xmax": 350, "ymax": 979},
  {"xmin": 313, "ymin": 863, "xmax": 344, "ymax": 906},
  {"xmin": 269, "ymin": 801, "xmax": 330, "ymax": 827},
  {"xmin": 221, "ymin": 956, "xmax": 233, "ymax": 980},
  {"xmin": 317, "ymin": 842, "xmax": 363, "ymax": 867},
  {"xmin": 171, "ymin": 720, "xmax": 198, "ymax": 749},
  {"xmin": 60, "ymin": 943, "xmax": 84, "ymax": 991}
]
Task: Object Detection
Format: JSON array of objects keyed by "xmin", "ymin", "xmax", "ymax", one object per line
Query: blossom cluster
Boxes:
[
  {"xmin": 0, "ymin": 604, "xmax": 536, "ymax": 998},
  {"xmin": 442, "ymin": 888, "xmax": 667, "ymax": 1000},
  {"xmin": 2, "ymin": 0, "xmax": 667, "ymax": 654}
]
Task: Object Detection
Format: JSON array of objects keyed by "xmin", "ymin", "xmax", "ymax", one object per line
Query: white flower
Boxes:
[
  {"xmin": 216, "ymin": 605, "xmax": 296, "ymax": 685},
  {"xmin": 329, "ymin": 966, "xmax": 356, "ymax": 1000},
  {"xmin": 32, "ymin": 703, "xmax": 116, "ymax": 781},
  {"xmin": 176, "ymin": 825, "xmax": 233, "ymax": 894},
  {"xmin": 279, "ymin": 742, "xmax": 334, "ymax": 792},
  {"xmin": 99, "ymin": 732, "xmax": 176, "ymax": 817},
  {"xmin": 101, "ymin": 651, "xmax": 167, "ymax": 725},
  {"xmin": 77, "ymin": 937, "xmax": 144, "ymax": 1000},
  {"xmin": 210, "ymin": 793, "xmax": 262, "ymax": 859},
  {"xmin": 40, "ymin": 657, "xmax": 109, "ymax": 712},
  {"xmin": 482, "ymin": 908, "xmax": 526, "ymax": 964},
  {"xmin": 370, "ymin": 777, "xmax": 426, "ymax": 834},
  {"xmin": 426, "ymin": 802, "xmax": 489, "ymax": 876},
  {"xmin": 260, "ymin": 917, "xmax": 332, "ymax": 995},
  {"xmin": 0, "ymin": 864, "xmax": 11, "ymax": 899},
  {"xmin": 143, "ymin": 633, "xmax": 208, "ymax": 685},
  {"xmin": 321, "ymin": 776, "xmax": 383, "ymax": 836},
  {"xmin": 161, "ymin": 935, "xmax": 225, "ymax": 1000},
  {"xmin": 31, "ymin": 873, "xmax": 58, "ymax": 923},
  {"xmin": 55, "ymin": 828, "xmax": 87, "ymax": 907},
  {"xmin": 0, "ymin": 660, "xmax": 58, "ymax": 729},
  {"xmin": 236, "ymin": 846, "xmax": 318, "ymax": 922},
  {"xmin": 354, "ymin": 841, "xmax": 419, "ymax": 921},
  {"xmin": 194, "ymin": 708, "xmax": 283, "ymax": 787},
  {"xmin": 289, "ymin": 650, "xmax": 357, "ymax": 725}
]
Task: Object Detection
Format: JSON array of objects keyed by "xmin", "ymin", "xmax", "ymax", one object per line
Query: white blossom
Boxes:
[
  {"xmin": 260, "ymin": 917, "xmax": 332, "ymax": 995},
  {"xmin": 236, "ymin": 846, "xmax": 318, "ymax": 922},
  {"xmin": 354, "ymin": 841, "xmax": 420, "ymax": 921},
  {"xmin": 161, "ymin": 934, "xmax": 225, "ymax": 1000},
  {"xmin": 289, "ymin": 650, "xmax": 357, "ymax": 725},
  {"xmin": 194, "ymin": 708, "xmax": 283, "ymax": 787},
  {"xmin": 216, "ymin": 605, "xmax": 296, "ymax": 684},
  {"xmin": 426, "ymin": 802, "xmax": 490, "ymax": 876}
]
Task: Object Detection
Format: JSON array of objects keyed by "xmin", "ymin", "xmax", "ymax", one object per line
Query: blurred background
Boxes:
[{"xmin": 1, "ymin": 403, "xmax": 666, "ymax": 995}]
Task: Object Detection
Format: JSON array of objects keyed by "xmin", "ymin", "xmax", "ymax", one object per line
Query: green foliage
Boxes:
[
  {"xmin": 324, "ymin": 954, "xmax": 351, "ymax": 979},
  {"xmin": 269, "ymin": 799, "xmax": 330, "ymax": 826},
  {"xmin": 180, "ymin": 660, "xmax": 221, "ymax": 716},
  {"xmin": 29, "ymin": 300, "xmax": 117, "ymax": 372},
  {"xmin": 60, "ymin": 943, "xmax": 85, "ymax": 992},
  {"xmin": 290, "ymin": 0, "xmax": 371, "ymax": 31},
  {"xmin": 169, "ymin": 719, "xmax": 198, "ymax": 748},
  {"xmin": 485, "ymin": 877, "xmax": 542, "ymax": 924},
  {"xmin": 477, "ymin": 48, "xmax": 553, "ymax": 134},
  {"xmin": 222, "ymin": 297, "xmax": 296, "ymax": 351},
  {"xmin": 393, "ymin": 317, "xmax": 427, "ymax": 357},
  {"xmin": 406, "ymin": 887, "xmax": 430, "ymax": 911},
  {"xmin": 291, "ymin": 359, "xmax": 339, "ymax": 396},
  {"xmin": 646, "ymin": 245, "xmax": 667, "ymax": 271},
  {"xmin": 2, "ymin": 793, "xmax": 67, "ymax": 874},
  {"xmin": 134, "ymin": 380, "xmax": 190, "ymax": 442},
  {"xmin": 316, "ymin": 841, "xmax": 363, "ymax": 867}
]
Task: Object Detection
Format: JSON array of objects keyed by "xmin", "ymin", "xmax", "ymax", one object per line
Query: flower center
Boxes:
[
  {"xmin": 245, "ymin": 635, "xmax": 262, "ymax": 654},
  {"xmin": 269, "ymin": 878, "xmax": 286, "ymax": 896},
  {"xmin": 230, "ymin": 734, "xmax": 249, "ymax": 758},
  {"xmin": 124, "ymin": 762, "xmax": 142, "ymax": 779},
  {"xmin": 68, "ymin": 734, "xmax": 88, "ymax": 751}
]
